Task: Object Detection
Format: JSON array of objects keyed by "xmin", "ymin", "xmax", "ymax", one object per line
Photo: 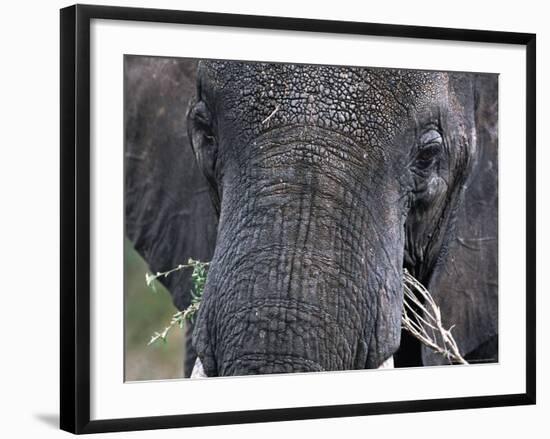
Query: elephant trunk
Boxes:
[{"xmin": 192, "ymin": 136, "xmax": 404, "ymax": 376}]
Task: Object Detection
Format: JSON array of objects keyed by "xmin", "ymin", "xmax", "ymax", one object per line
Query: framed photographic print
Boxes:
[{"xmin": 60, "ymin": 4, "xmax": 536, "ymax": 434}]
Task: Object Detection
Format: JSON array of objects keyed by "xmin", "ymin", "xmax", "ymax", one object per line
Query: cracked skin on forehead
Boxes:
[{"xmin": 198, "ymin": 60, "xmax": 449, "ymax": 146}]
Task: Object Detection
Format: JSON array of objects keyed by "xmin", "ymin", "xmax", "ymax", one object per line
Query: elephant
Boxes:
[{"xmin": 125, "ymin": 55, "xmax": 498, "ymax": 377}]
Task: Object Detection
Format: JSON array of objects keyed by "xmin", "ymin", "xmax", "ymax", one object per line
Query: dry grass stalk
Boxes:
[{"xmin": 402, "ymin": 269, "xmax": 468, "ymax": 365}]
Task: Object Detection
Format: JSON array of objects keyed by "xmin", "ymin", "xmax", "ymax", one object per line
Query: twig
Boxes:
[
  {"xmin": 402, "ymin": 269, "xmax": 468, "ymax": 365},
  {"xmin": 147, "ymin": 302, "xmax": 200, "ymax": 346},
  {"xmin": 261, "ymin": 105, "xmax": 280, "ymax": 125},
  {"xmin": 145, "ymin": 260, "xmax": 209, "ymax": 291}
]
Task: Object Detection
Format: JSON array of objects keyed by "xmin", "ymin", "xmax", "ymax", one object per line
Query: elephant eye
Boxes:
[
  {"xmin": 191, "ymin": 100, "xmax": 216, "ymax": 140},
  {"xmin": 415, "ymin": 129, "xmax": 443, "ymax": 169},
  {"xmin": 417, "ymin": 143, "xmax": 440, "ymax": 162}
]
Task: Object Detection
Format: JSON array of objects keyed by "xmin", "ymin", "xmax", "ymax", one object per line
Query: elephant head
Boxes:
[{"xmin": 125, "ymin": 56, "xmax": 498, "ymax": 377}]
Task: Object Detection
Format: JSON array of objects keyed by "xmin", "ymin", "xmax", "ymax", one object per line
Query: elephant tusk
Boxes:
[
  {"xmin": 190, "ymin": 357, "xmax": 208, "ymax": 378},
  {"xmin": 377, "ymin": 356, "xmax": 394, "ymax": 369}
]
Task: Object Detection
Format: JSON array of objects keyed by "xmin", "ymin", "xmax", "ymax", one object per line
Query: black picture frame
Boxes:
[{"xmin": 60, "ymin": 4, "xmax": 536, "ymax": 434}]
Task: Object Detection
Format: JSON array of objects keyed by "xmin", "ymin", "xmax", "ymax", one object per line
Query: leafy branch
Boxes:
[{"xmin": 146, "ymin": 259, "xmax": 209, "ymax": 346}]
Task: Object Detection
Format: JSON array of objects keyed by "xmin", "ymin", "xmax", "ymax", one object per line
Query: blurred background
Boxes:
[{"xmin": 124, "ymin": 239, "xmax": 185, "ymax": 381}]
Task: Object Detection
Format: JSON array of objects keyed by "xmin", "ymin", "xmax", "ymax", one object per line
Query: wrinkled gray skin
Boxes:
[{"xmin": 125, "ymin": 56, "xmax": 498, "ymax": 377}]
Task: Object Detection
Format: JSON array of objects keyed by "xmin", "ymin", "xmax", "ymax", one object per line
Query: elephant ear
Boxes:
[
  {"xmin": 422, "ymin": 73, "xmax": 499, "ymax": 365},
  {"xmin": 125, "ymin": 56, "xmax": 218, "ymax": 310}
]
